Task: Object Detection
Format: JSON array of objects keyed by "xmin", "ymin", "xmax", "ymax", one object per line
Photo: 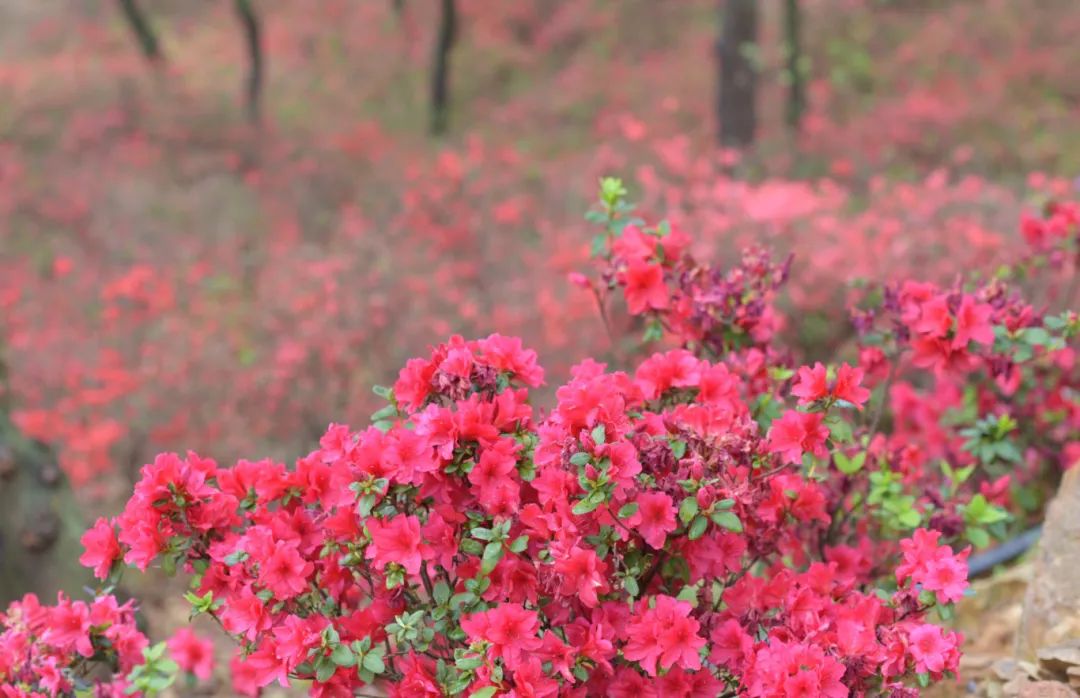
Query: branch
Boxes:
[
  {"xmin": 117, "ymin": 0, "xmax": 164, "ymax": 64},
  {"xmin": 234, "ymin": 0, "xmax": 264, "ymax": 124},
  {"xmin": 429, "ymin": 0, "xmax": 457, "ymax": 135}
]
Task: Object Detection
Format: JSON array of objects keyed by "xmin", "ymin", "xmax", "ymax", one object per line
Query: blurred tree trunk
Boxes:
[
  {"xmin": 0, "ymin": 357, "xmax": 90, "ymax": 606},
  {"xmin": 717, "ymin": 0, "xmax": 759, "ymax": 147},
  {"xmin": 234, "ymin": 0, "xmax": 264, "ymax": 124},
  {"xmin": 117, "ymin": 0, "xmax": 164, "ymax": 64},
  {"xmin": 784, "ymin": 0, "xmax": 806, "ymax": 132},
  {"xmin": 430, "ymin": 0, "xmax": 458, "ymax": 136}
]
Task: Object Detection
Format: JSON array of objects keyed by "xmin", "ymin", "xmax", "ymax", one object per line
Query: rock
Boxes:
[
  {"xmin": 1017, "ymin": 681, "xmax": 1079, "ymax": 698},
  {"xmin": 1017, "ymin": 468, "xmax": 1080, "ymax": 661},
  {"xmin": 1038, "ymin": 642, "xmax": 1080, "ymax": 680},
  {"xmin": 1069, "ymin": 666, "xmax": 1080, "ymax": 690}
]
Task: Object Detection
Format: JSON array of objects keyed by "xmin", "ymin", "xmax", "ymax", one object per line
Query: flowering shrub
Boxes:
[
  {"xmin": 77, "ymin": 333, "xmax": 973, "ymax": 696},
  {"xmin": 56, "ymin": 182, "xmax": 1075, "ymax": 696}
]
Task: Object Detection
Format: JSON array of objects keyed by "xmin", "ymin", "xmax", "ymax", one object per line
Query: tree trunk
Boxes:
[
  {"xmin": 430, "ymin": 0, "xmax": 458, "ymax": 136},
  {"xmin": 117, "ymin": 0, "xmax": 164, "ymax": 64},
  {"xmin": 784, "ymin": 0, "xmax": 806, "ymax": 132},
  {"xmin": 717, "ymin": 0, "xmax": 759, "ymax": 147},
  {"xmin": 234, "ymin": 0, "xmax": 264, "ymax": 124},
  {"xmin": 0, "ymin": 347, "xmax": 90, "ymax": 606}
]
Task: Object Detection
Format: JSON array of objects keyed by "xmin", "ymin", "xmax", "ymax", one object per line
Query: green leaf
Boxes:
[
  {"xmin": 460, "ymin": 538, "xmax": 484, "ymax": 556},
  {"xmin": 591, "ymin": 425, "xmax": 606, "ymax": 445},
  {"xmin": 623, "ymin": 575, "xmax": 639, "ymax": 597},
  {"xmin": 688, "ymin": 515, "xmax": 709, "ymax": 540},
  {"xmin": 469, "ymin": 688, "xmax": 498, "ymax": 698},
  {"xmin": 357, "ymin": 494, "xmax": 376, "ymax": 518},
  {"xmin": 676, "ymin": 584, "xmax": 699, "ymax": 606},
  {"xmin": 670, "ymin": 439, "xmax": 687, "ymax": 459},
  {"xmin": 834, "ymin": 451, "xmax": 866, "ymax": 475},
  {"xmin": 508, "ymin": 535, "xmax": 529, "ymax": 554},
  {"xmin": 711, "ymin": 511, "xmax": 743, "ymax": 533},
  {"xmin": 966, "ymin": 526, "xmax": 991, "ymax": 549},
  {"xmin": 1021, "ymin": 327, "xmax": 1052, "ymax": 347},
  {"xmin": 455, "ymin": 655, "xmax": 484, "ymax": 671},
  {"xmin": 471, "ymin": 527, "xmax": 494, "ymax": 541},
  {"xmin": 569, "ymin": 452, "xmax": 591, "ymax": 466},
  {"xmin": 433, "ymin": 581, "xmax": 451, "ymax": 605},
  {"xmin": 330, "ymin": 645, "xmax": 356, "ymax": 667},
  {"xmin": 897, "ymin": 508, "xmax": 921, "ymax": 529},
  {"xmin": 361, "ymin": 652, "xmax": 386, "ymax": 675},
  {"xmin": 370, "ymin": 404, "xmax": 398, "ymax": 422},
  {"xmin": 315, "ymin": 657, "xmax": 337, "ymax": 683},
  {"xmin": 572, "ymin": 492, "xmax": 603, "ymax": 515},
  {"xmin": 481, "ymin": 541, "xmax": 504, "ymax": 574},
  {"xmin": 678, "ymin": 497, "xmax": 699, "ymax": 525},
  {"xmin": 828, "ymin": 419, "xmax": 854, "ymax": 444},
  {"xmin": 617, "ymin": 502, "xmax": 639, "ymax": 518}
]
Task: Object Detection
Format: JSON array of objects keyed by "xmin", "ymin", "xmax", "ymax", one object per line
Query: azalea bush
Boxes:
[
  {"xmin": 10, "ymin": 184, "xmax": 1078, "ymax": 696},
  {"xmin": 2, "ymin": 181, "xmax": 1077, "ymax": 696}
]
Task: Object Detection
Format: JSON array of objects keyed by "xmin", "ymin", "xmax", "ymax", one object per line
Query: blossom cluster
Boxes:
[
  {"xmin": 0, "ymin": 592, "xmax": 145, "ymax": 696},
  {"xmin": 74, "ymin": 330, "xmax": 976, "ymax": 697},
  {"xmin": 0, "ymin": 590, "xmax": 214, "ymax": 696},
  {"xmin": 583, "ymin": 180, "xmax": 1078, "ymax": 545}
]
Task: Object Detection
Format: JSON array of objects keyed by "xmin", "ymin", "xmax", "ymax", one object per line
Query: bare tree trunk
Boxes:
[
  {"xmin": 0, "ymin": 354, "xmax": 90, "ymax": 606},
  {"xmin": 717, "ymin": 0, "xmax": 759, "ymax": 147},
  {"xmin": 430, "ymin": 0, "xmax": 458, "ymax": 136},
  {"xmin": 784, "ymin": 0, "xmax": 806, "ymax": 132},
  {"xmin": 117, "ymin": 0, "xmax": 164, "ymax": 64},
  {"xmin": 234, "ymin": 0, "xmax": 264, "ymax": 124}
]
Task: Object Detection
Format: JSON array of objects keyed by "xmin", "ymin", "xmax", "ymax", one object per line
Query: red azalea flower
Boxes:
[
  {"xmin": 167, "ymin": 627, "xmax": 215, "ymax": 680},
  {"xmin": 79, "ymin": 517, "xmax": 120, "ymax": 580},
  {"xmin": 622, "ymin": 260, "xmax": 669, "ymax": 315},
  {"xmin": 767, "ymin": 411, "xmax": 830, "ymax": 465},
  {"xmin": 630, "ymin": 491, "xmax": 678, "ymax": 550}
]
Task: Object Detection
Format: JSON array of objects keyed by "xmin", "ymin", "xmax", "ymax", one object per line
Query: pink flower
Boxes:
[
  {"xmin": 461, "ymin": 604, "xmax": 543, "ymax": 671},
  {"xmin": 622, "ymin": 595, "xmax": 704, "ymax": 676},
  {"xmin": 257, "ymin": 543, "xmax": 313, "ymax": 600},
  {"xmin": 791, "ymin": 362, "xmax": 828, "ymax": 405},
  {"xmin": 553, "ymin": 546, "xmax": 610, "ymax": 608},
  {"xmin": 365, "ymin": 514, "xmax": 430, "ymax": 576},
  {"xmin": 907, "ymin": 623, "xmax": 961, "ymax": 675},
  {"xmin": 630, "ymin": 492, "xmax": 678, "ymax": 550},
  {"xmin": 634, "ymin": 350, "xmax": 701, "ymax": 400},
  {"xmin": 220, "ymin": 585, "xmax": 271, "ymax": 641},
  {"xmin": 953, "ymin": 296, "xmax": 994, "ymax": 347},
  {"xmin": 43, "ymin": 594, "xmax": 93, "ymax": 657},
  {"xmin": 897, "ymin": 528, "xmax": 970, "ymax": 604},
  {"xmin": 710, "ymin": 619, "xmax": 754, "ymax": 670},
  {"xmin": 167, "ymin": 627, "xmax": 215, "ymax": 680},
  {"xmin": 833, "ymin": 363, "xmax": 871, "ymax": 409},
  {"xmin": 914, "ymin": 295, "xmax": 952, "ymax": 338},
  {"xmin": 622, "ymin": 260, "xmax": 668, "ymax": 315},
  {"xmin": 767, "ymin": 411, "xmax": 830, "ymax": 464},
  {"xmin": 79, "ymin": 517, "xmax": 120, "ymax": 580}
]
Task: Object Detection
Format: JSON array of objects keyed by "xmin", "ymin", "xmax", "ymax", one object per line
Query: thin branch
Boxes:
[
  {"xmin": 234, "ymin": 0, "xmax": 264, "ymax": 124},
  {"xmin": 430, "ymin": 0, "xmax": 457, "ymax": 135},
  {"xmin": 117, "ymin": 0, "xmax": 164, "ymax": 64}
]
